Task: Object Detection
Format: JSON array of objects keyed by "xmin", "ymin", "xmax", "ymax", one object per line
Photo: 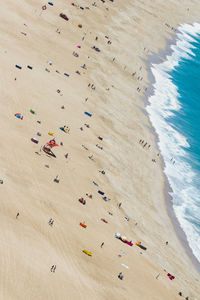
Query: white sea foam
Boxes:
[{"xmin": 147, "ymin": 23, "xmax": 200, "ymax": 262}]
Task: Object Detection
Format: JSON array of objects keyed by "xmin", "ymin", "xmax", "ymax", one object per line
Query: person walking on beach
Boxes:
[
  {"xmin": 156, "ymin": 273, "xmax": 160, "ymax": 279},
  {"xmin": 143, "ymin": 142, "xmax": 147, "ymax": 148},
  {"xmin": 50, "ymin": 265, "xmax": 54, "ymax": 272},
  {"xmin": 16, "ymin": 212, "xmax": 19, "ymax": 219},
  {"xmin": 101, "ymin": 242, "xmax": 104, "ymax": 248},
  {"xmin": 118, "ymin": 272, "xmax": 124, "ymax": 280},
  {"xmin": 118, "ymin": 202, "xmax": 122, "ymax": 208},
  {"xmin": 53, "ymin": 265, "xmax": 56, "ymax": 272}
]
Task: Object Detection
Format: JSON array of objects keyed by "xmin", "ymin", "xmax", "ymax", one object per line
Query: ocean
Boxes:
[{"xmin": 147, "ymin": 23, "xmax": 200, "ymax": 263}]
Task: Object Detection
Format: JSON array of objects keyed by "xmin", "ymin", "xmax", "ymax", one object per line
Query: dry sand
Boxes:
[{"xmin": 0, "ymin": 0, "xmax": 200, "ymax": 299}]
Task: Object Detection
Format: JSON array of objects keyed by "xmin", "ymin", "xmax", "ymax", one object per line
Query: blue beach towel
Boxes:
[
  {"xmin": 84, "ymin": 112, "xmax": 92, "ymax": 117},
  {"xmin": 98, "ymin": 190, "xmax": 104, "ymax": 195}
]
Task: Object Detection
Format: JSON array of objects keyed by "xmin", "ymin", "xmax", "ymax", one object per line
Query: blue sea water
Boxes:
[{"xmin": 147, "ymin": 23, "xmax": 200, "ymax": 262}]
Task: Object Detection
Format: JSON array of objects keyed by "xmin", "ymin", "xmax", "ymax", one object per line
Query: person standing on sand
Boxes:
[
  {"xmin": 118, "ymin": 202, "xmax": 122, "ymax": 208},
  {"xmin": 101, "ymin": 242, "xmax": 104, "ymax": 248},
  {"xmin": 16, "ymin": 213, "xmax": 19, "ymax": 219},
  {"xmin": 118, "ymin": 272, "xmax": 124, "ymax": 280},
  {"xmin": 50, "ymin": 265, "xmax": 54, "ymax": 272}
]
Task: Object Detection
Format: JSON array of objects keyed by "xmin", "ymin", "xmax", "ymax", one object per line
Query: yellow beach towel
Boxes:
[{"xmin": 82, "ymin": 249, "xmax": 92, "ymax": 256}]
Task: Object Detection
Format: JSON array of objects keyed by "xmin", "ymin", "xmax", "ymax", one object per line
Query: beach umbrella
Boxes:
[{"xmin": 115, "ymin": 232, "xmax": 121, "ymax": 239}]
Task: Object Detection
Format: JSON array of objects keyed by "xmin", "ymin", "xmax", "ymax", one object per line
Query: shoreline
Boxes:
[{"xmin": 144, "ymin": 25, "xmax": 200, "ymax": 273}]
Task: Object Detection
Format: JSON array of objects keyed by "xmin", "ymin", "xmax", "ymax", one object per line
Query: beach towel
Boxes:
[
  {"xmin": 139, "ymin": 245, "xmax": 147, "ymax": 250},
  {"xmin": 15, "ymin": 65, "xmax": 22, "ymax": 69},
  {"xmin": 60, "ymin": 13, "xmax": 69, "ymax": 21},
  {"xmin": 101, "ymin": 218, "xmax": 108, "ymax": 223},
  {"xmin": 121, "ymin": 264, "xmax": 129, "ymax": 269},
  {"xmin": 84, "ymin": 112, "xmax": 92, "ymax": 117},
  {"xmin": 80, "ymin": 223, "xmax": 87, "ymax": 228},
  {"xmin": 31, "ymin": 138, "xmax": 39, "ymax": 144},
  {"xmin": 126, "ymin": 241, "xmax": 133, "ymax": 246},
  {"xmin": 46, "ymin": 139, "xmax": 59, "ymax": 148},
  {"xmin": 98, "ymin": 190, "xmax": 104, "ymax": 195},
  {"xmin": 82, "ymin": 250, "xmax": 92, "ymax": 256},
  {"xmin": 15, "ymin": 113, "xmax": 23, "ymax": 119},
  {"xmin": 167, "ymin": 273, "xmax": 175, "ymax": 280}
]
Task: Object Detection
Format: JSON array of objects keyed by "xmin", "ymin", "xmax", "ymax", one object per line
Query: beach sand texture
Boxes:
[{"xmin": 0, "ymin": 0, "xmax": 200, "ymax": 299}]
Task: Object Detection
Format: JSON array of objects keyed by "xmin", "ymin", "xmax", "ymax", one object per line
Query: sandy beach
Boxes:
[{"xmin": 0, "ymin": 0, "xmax": 200, "ymax": 299}]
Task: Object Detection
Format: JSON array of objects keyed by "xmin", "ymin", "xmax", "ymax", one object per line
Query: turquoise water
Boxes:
[{"xmin": 147, "ymin": 23, "xmax": 200, "ymax": 262}]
